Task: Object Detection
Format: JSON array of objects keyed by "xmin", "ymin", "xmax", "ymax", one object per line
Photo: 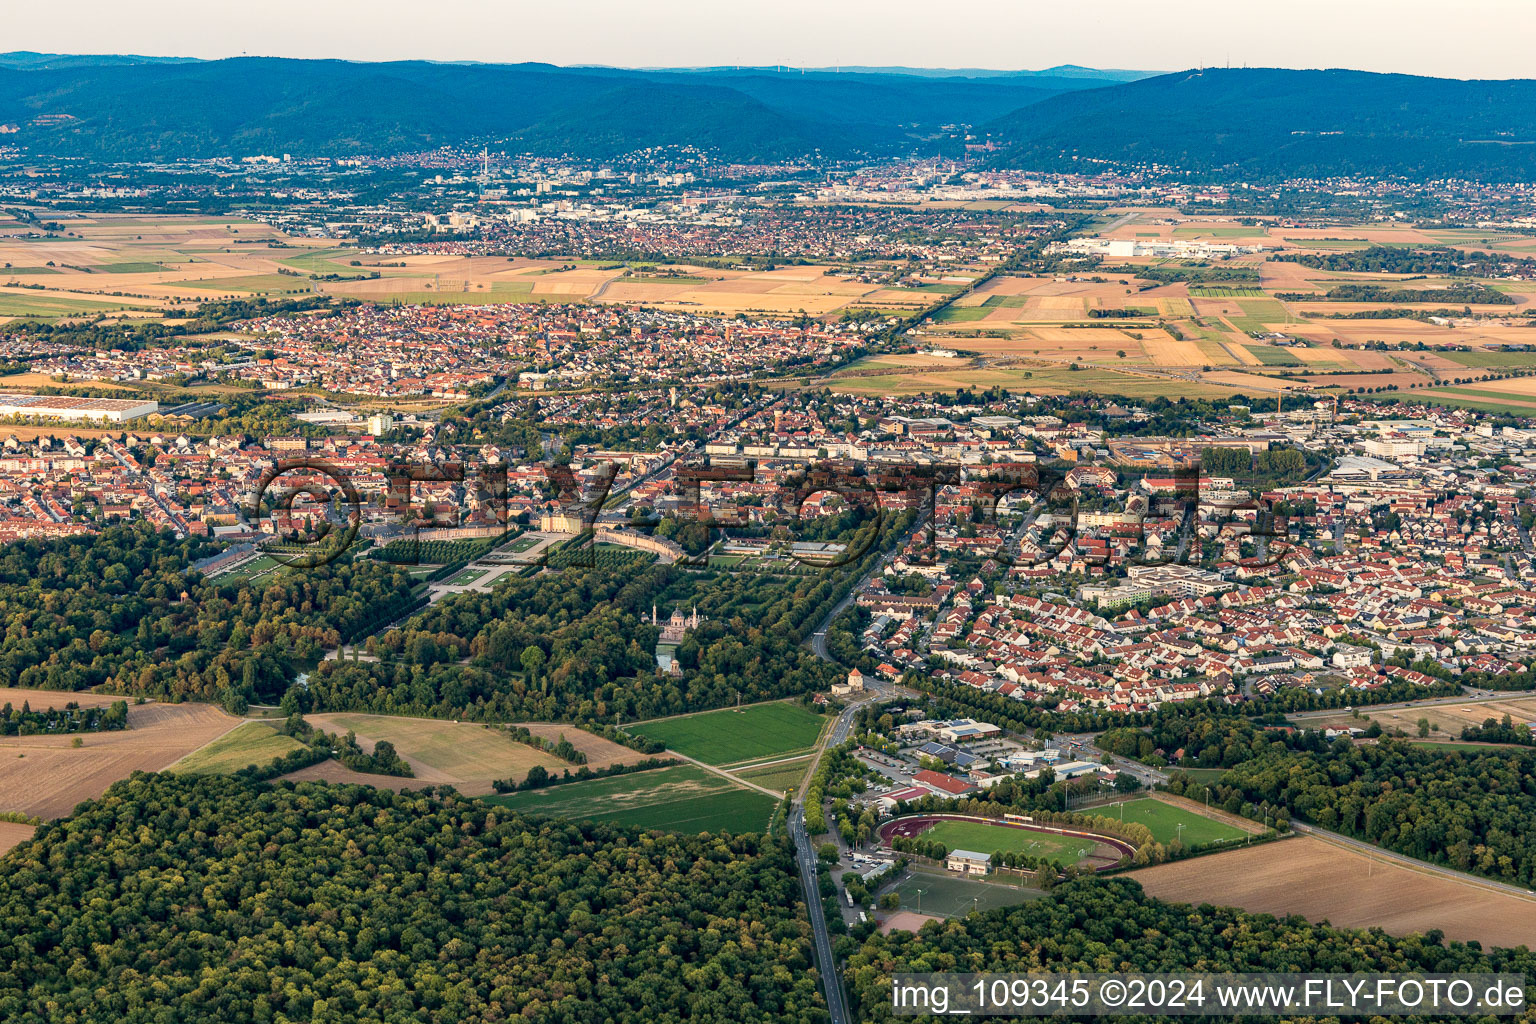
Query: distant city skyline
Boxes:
[{"xmin": 16, "ymin": 0, "xmax": 1536, "ymax": 81}]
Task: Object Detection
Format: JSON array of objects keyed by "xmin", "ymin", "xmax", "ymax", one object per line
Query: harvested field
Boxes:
[
  {"xmin": 515, "ymin": 722, "xmax": 648, "ymax": 771},
  {"xmin": 0, "ymin": 821, "xmax": 36, "ymax": 857},
  {"xmin": 304, "ymin": 712, "xmax": 567, "ymax": 795},
  {"xmin": 1126, "ymin": 835, "xmax": 1536, "ymax": 950},
  {"xmin": 0, "ymin": 687, "xmax": 135, "ymax": 709},
  {"xmin": 1344, "ymin": 696, "xmax": 1536, "ymax": 737},
  {"xmin": 0, "ymin": 701, "xmax": 240, "ymax": 819}
]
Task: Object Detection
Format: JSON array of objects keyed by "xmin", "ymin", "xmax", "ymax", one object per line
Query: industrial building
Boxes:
[{"xmin": 0, "ymin": 393, "xmax": 158, "ymax": 424}]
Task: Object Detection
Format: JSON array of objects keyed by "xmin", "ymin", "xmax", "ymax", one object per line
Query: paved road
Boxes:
[
  {"xmin": 808, "ymin": 512, "xmax": 928, "ymax": 663},
  {"xmin": 789, "ymin": 685, "xmax": 888, "ymax": 1024},
  {"xmin": 790, "ymin": 807, "xmax": 851, "ymax": 1024},
  {"xmin": 1290, "ymin": 820, "xmax": 1536, "ymax": 902}
]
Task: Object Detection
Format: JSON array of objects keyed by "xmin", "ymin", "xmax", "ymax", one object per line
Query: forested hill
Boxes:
[
  {"xmin": 985, "ymin": 67, "xmax": 1536, "ymax": 180},
  {"xmin": 0, "ymin": 57, "xmax": 1079, "ymax": 162}
]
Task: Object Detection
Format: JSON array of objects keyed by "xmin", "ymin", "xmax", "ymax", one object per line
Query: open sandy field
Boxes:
[
  {"xmin": 0, "ymin": 686, "xmax": 136, "ymax": 709},
  {"xmin": 0, "ymin": 699, "xmax": 241, "ymax": 819},
  {"xmin": 515, "ymin": 722, "xmax": 648, "ymax": 771},
  {"xmin": 1307, "ymin": 695, "xmax": 1536, "ymax": 738},
  {"xmin": 305, "ymin": 712, "xmax": 568, "ymax": 795},
  {"xmin": 1126, "ymin": 835, "xmax": 1536, "ymax": 950},
  {"xmin": 0, "ymin": 820, "xmax": 35, "ymax": 856}
]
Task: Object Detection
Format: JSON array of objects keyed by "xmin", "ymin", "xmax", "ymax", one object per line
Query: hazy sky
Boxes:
[{"xmin": 15, "ymin": 1, "xmax": 1536, "ymax": 79}]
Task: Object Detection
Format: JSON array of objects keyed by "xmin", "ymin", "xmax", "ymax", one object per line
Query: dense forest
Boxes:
[
  {"xmin": 1106, "ymin": 712, "xmax": 1536, "ymax": 886},
  {"xmin": 0, "ymin": 774, "xmax": 824, "ymax": 1023},
  {"xmin": 845, "ymin": 877, "xmax": 1536, "ymax": 1021},
  {"xmin": 1274, "ymin": 245, "xmax": 1536, "ymax": 278},
  {"xmin": 0, "ymin": 524, "xmax": 419, "ymax": 703},
  {"xmin": 1221, "ymin": 738, "xmax": 1536, "ymax": 885},
  {"xmin": 306, "ymin": 556, "xmax": 849, "ymax": 723},
  {"xmin": 1277, "ymin": 283, "xmax": 1514, "ymax": 305}
]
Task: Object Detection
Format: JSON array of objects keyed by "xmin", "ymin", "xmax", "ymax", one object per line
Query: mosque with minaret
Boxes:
[{"xmin": 653, "ymin": 603, "xmax": 702, "ymax": 645}]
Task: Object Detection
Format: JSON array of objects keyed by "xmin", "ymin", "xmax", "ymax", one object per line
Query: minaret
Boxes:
[
  {"xmin": 690, "ymin": 605, "xmax": 698, "ymax": 628},
  {"xmin": 653, "ymin": 602, "xmax": 658, "ymax": 625}
]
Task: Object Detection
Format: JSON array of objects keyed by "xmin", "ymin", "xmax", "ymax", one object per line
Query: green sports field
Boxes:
[
  {"xmin": 1093, "ymin": 797, "xmax": 1249, "ymax": 847},
  {"xmin": 626, "ymin": 701, "xmax": 827, "ymax": 766},
  {"xmin": 921, "ymin": 821, "xmax": 1101, "ymax": 866},
  {"xmin": 484, "ymin": 763, "xmax": 778, "ymax": 834},
  {"xmin": 889, "ymin": 871, "xmax": 1046, "ymax": 918}
]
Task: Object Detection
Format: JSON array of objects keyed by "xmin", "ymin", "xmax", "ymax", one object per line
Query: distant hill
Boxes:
[
  {"xmin": 986, "ymin": 67, "xmax": 1536, "ymax": 180},
  {"xmin": 0, "ymin": 51, "xmax": 199, "ymax": 70},
  {"xmin": 0, "ymin": 57, "xmax": 1091, "ymax": 162}
]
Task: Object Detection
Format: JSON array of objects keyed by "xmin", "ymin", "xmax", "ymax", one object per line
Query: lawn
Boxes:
[
  {"xmin": 485, "ymin": 763, "xmax": 777, "ymax": 834},
  {"xmin": 169, "ymin": 722, "xmax": 303, "ymax": 774},
  {"xmin": 445, "ymin": 568, "xmax": 487, "ymax": 586},
  {"xmin": 1093, "ymin": 796, "xmax": 1249, "ymax": 847},
  {"xmin": 888, "ymin": 870, "xmax": 1045, "ymax": 918},
  {"xmin": 921, "ymin": 820, "xmax": 1100, "ymax": 866},
  {"xmin": 626, "ymin": 701, "xmax": 827, "ymax": 766},
  {"xmin": 209, "ymin": 554, "xmax": 285, "ymax": 583}
]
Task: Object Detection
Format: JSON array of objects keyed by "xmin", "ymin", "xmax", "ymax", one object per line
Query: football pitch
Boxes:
[
  {"xmin": 889, "ymin": 871, "xmax": 1045, "ymax": 919},
  {"xmin": 922, "ymin": 820, "xmax": 1100, "ymax": 866},
  {"xmin": 484, "ymin": 763, "xmax": 778, "ymax": 834},
  {"xmin": 625, "ymin": 701, "xmax": 827, "ymax": 766},
  {"xmin": 1094, "ymin": 797, "xmax": 1249, "ymax": 847}
]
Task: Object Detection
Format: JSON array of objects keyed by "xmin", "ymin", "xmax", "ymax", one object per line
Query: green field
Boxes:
[
  {"xmin": 93, "ymin": 262, "xmax": 170, "ymax": 273},
  {"xmin": 169, "ymin": 722, "xmax": 303, "ymax": 774},
  {"xmin": 626, "ymin": 701, "xmax": 827, "ymax": 766},
  {"xmin": 1093, "ymin": 797, "xmax": 1249, "ymax": 847},
  {"xmin": 0, "ymin": 292, "xmax": 148, "ymax": 318},
  {"xmin": 1227, "ymin": 298, "xmax": 1291, "ymax": 333},
  {"xmin": 485, "ymin": 763, "xmax": 777, "ymax": 834},
  {"xmin": 888, "ymin": 870, "xmax": 1046, "ymax": 918},
  {"xmin": 182, "ymin": 273, "xmax": 317, "ymax": 294},
  {"xmin": 1245, "ymin": 345, "xmax": 1303, "ymax": 366},
  {"xmin": 1438, "ymin": 350, "xmax": 1536, "ymax": 368},
  {"xmin": 931, "ymin": 305, "xmax": 993, "ymax": 323},
  {"xmin": 921, "ymin": 821, "xmax": 1101, "ymax": 866},
  {"xmin": 445, "ymin": 568, "xmax": 487, "ymax": 586}
]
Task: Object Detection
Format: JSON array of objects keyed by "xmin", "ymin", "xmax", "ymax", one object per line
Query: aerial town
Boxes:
[{"xmin": 0, "ymin": 23, "xmax": 1534, "ymax": 1024}]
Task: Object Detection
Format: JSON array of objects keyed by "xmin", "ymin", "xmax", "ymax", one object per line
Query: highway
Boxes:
[
  {"xmin": 790, "ymin": 683, "xmax": 888, "ymax": 1024},
  {"xmin": 790, "ymin": 807, "xmax": 851, "ymax": 1024}
]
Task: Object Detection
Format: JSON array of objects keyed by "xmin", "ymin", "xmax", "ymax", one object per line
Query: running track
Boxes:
[{"xmin": 878, "ymin": 813, "xmax": 1136, "ymax": 870}]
